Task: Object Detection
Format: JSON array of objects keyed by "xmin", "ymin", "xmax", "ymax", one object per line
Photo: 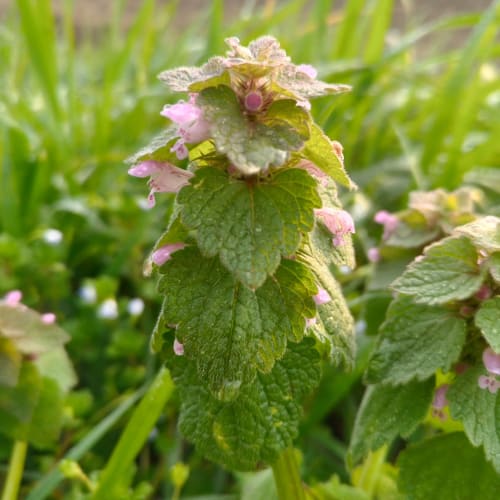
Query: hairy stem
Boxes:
[
  {"xmin": 271, "ymin": 447, "xmax": 306, "ymax": 500},
  {"xmin": 91, "ymin": 366, "xmax": 174, "ymax": 500},
  {"xmin": 2, "ymin": 440, "xmax": 28, "ymax": 500}
]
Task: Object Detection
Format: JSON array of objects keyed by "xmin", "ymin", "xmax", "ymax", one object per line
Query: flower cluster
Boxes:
[{"xmin": 478, "ymin": 348, "xmax": 500, "ymax": 394}]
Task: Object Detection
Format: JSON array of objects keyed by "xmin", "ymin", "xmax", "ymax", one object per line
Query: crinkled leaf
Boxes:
[
  {"xmin": 157, "ymin": 247, "xmax": 316, "ymax": 400},
  {"xmin": 158, "ymin": 56, "xmax": 230, "ymax": 92},
  {"xmin": 348, "ymin": 379, "xmax": 434, "ymax": 465},
  {"xmin": 398, "ymin": 433, "xmax": 500, "ymax": 500},
  {"xmin": 197, "ymin": 86, "xmax": 308, "ymax": 175},
  {"xmin": 385, "ymin": 209, "xmax": 441, "ymax": 248},
  {"xmin": 125, "ymin": 127, "xmax": 179, "ymax": 165},
  {"xmin": 489, "ymin": 253, "xmax": 500, "ymax": 284},
  {"xmin": 167, "ymin": 337, "xmax": 321, "ymax": 470},
  {"xmin": 366, "ymin": 297, "xmax": 466, "ymax": 385},
  {"xmin": 475, "ymin": 297, "xmax": 500, "ymax": 352},
  {"xmin": 302, "ymin": 124, "xmax": 356, "ymax": 190},
  {"xmin": 447, "ymin": 364, "xmax": 500, "ymax": 472},
  {"xmin": 0, "ymin": 362, "xmax": 64, "ymax": 448},
  {"xmin": 465, "ymin": 167, "xmax": 500, "ymax": 195},
  {"xmin": 274, "ymin": 66, "xmax": 352, "ymax": 100},
  {"xmin": 178, "ymin": 166, "xmax": 320, "ymax": 288},
  {"xmin": 392, "ymin": 237, "xmax": 485, "ymax": 304},
  {"xmin": 0, "ymin": 304, "xmax": 69, "ymax": 355},
  {"xmin": 453, "ymin": 216, "xmax": 500, "ymax": 253}
]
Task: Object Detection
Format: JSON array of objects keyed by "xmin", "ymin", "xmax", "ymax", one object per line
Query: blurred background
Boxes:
[{"xmin": 0, "ymin": 0, "xmax": 499, "ymax": 498}]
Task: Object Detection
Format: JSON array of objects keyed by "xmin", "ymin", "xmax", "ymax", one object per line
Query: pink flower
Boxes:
[
  {"xmin": 367, "ymin": 247, "xmax": 380, "ymax": 263},
  {"xmin": 313, "ymin": 288, "xmax": 331, "ymax": 305},
  {"xmin": 298, "ymin": 160, "xmax": 329, "ymax": 187},
  {"xmin": 374, "ymin": 210, "xmax": 399, "ymax": 240},
  {"xmin": 483, "ymin": 348, "xmax": 500, "ymax": 375},
  {"xmin": 173, "ymin": 338, "xmax": 184, "ymax": 356},
  {"xmin": 431, "ymin": 384, "xmax": 449, "ymax": 420},
  {"xmin": 244, "ymin": 91, "xmax": 264, "ymax": 112},
  {"xmin": 41, "ymin": 313, "xmax": 56, "ymax": 324},
  {"xmin": 3, "ymin": 290, "xmax": 23, "ymax": 306},
  {"xmin": 128, "ymin": 161, "xmax": 193, "ymax": 207},
  {"xmin": 151, "ymin": 243, "xmax": 186, "ymax": 266},
  {"xmin": 314, "ymin": 207, "xmax": 355, "ymax": 246},
  {"xmin": 296, "ymin": 64, "xmax": 317, "ymax": 79},
  {"xmin": 161, "ymin": 95, "xmax": 211, "ymax": 160},
  {"xmin": 478, "ymin": 348, "xmax": 500, "ymax": 394}
]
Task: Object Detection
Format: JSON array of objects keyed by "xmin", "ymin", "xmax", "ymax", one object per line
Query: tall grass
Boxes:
[{"xmin": 1, "ymin": 0, "xmax": 499, "ymax": 497}]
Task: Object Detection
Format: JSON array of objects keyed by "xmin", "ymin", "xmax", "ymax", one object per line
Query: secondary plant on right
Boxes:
[{"xmin": 350, "ymin": 187, "xmax": 500, "ymax": 498}]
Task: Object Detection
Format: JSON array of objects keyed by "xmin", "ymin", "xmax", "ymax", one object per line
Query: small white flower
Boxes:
[
  {"xmin": 79, "ymin": 284, "xmax": 97, "ymax": 304},
  {"xmin": 127, "ymin": 298, "xmax": 145, "ymax": 316},
  {"xmin": 97, "ymin": 298, "xmax": 118, "ymax": 319},
  {"xmin": 43, "ymin": 228, "xmax": 63, "ymax": 245}
]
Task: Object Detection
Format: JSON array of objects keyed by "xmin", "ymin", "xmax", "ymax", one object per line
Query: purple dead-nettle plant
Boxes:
[{"xmin": 127, "ymin": 36, "xmax": 356, "ymax": 480}]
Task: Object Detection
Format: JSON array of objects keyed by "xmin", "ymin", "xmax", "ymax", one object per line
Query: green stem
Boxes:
[
  {"xmin": 91, "ymin": 366, "xmax": 174, "ymax": 500},
  {"xmin": 271, "ymin": 447, "xmax": 306, "ymax": 500},
  {"xmin": 355, "ymin": 445, "xmax": 388, "ymax": 497},
  {"xmin": 2, "ymin": 440, "xmax": 28, "ymax": 500}
]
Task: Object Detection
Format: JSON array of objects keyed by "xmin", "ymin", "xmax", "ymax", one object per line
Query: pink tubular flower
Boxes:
[
  {"xmin": 41, "ymin": 313, "xmax": 56, "ymax": 324},
  {"xmin": 128, "ymin": 161, "xmax": 193, "ymax": 207},
  {"xmin": 151, "ymin": 243, "xmax": 186, "ymax": 266},
  {"xmin": 313, "ymin": 288, "xmax": 331, "ymax": 305},
  {"xmin": 367, "ymin": 247, "xmax": 381, "ymax": 263},
  {"xmin": 431, "ymin": 384, "xmax": 450, "ymax": 421},
  {"xmin": 314, "ymin": 207, "xmax": 355, "ymax": 246},
  {"xmin": 161, "ymin": 95, "xmax": 211, "ymax": 159},
  {"xmin": 478, "ymin": 348, "xmax": 500, "ymax": 394},
  {"xmin": 173, "ymin": 338, "xmax": 184, "ymax": 356},
  {"xmin": 374, "ymin": 210, "xmax": 399, "ymax": 240},
  {"xmin": 298, "ymin": 160, "xmax": 329, "ymax": 187},
  {"xmin": 3, "ymin": 290, "xmax": 23, "ymax": 306}
]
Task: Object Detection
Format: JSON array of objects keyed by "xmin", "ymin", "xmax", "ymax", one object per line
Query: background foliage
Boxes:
[{"xmin": 0, "ymin": 0, "xmax": 499, "ymax": 498}]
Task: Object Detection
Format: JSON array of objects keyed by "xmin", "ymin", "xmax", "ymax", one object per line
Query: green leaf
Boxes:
[
  {"xmin": 197, "ymin": 86, "xmax": 307, "ymax": 175},
  {"xmin": 454, "ymin": 216, "xmax": 500, "ymax": 253},
  {"xmin": 0, "ymin": 362, "xmax": 64, "ymax": 448},
  {"xmin": 301, "ymin": 124, "xmax": 356, "ymax": 190},
  {"xmin": 178, "ymin": 166, "xmax": 320, "ymax": 289},
  {"xmin": 489, "ymin": 253, "xmax": 500, "ymax": 284},
  {"xmin": 447, "ymin": 364, "xmax": 500, "ymax": 472},
  {"xmin": 366, "ymin": 297, "xmax": 467, "ymax": 385},
  {"xmin": 0, "ymin": 337, "xmax": 22, "ymax": 387},
  {"xmin": 125, "ymin": 127, "xmax": 179, "ymax": 165},
  {"xmin": 398, "ymin": 433, "xmax": 500, "ymax": 500},
  {"xmin": 158, "ymin": 247, "xmax": 316, "ymax": 400},
  {"xmin": 392, "ymin": 237, "xmax": 486, "ymax": 304},
  {"xmin": 0, "ymin": 304, "xmax": 69, "ymax": 355},
  {"xmin": 168, "ymin": 338, "xmax": 321, "ymax": 470},
  {"xmin": 475, "ymin": 297, "xmax": 500, "ymax": 352},
  {"xmin": 348, "ymin": 379, "xmax": 434, "ymax": 465},
  {"xmin": 35, "ymin": 347, "xmax": 78, "ymax": 394},
  {"xmin": 27, "ymin": 376, "xmax": 64, "ymax": 448}
]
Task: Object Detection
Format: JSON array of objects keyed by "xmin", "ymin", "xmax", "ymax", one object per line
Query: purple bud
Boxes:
[
  {"xmin": 41, "ymin": 313, "xmax": 56, "ymax": 324},
  {"xmin": 432, "ymin": 384, "xmax": 449, "ymax": 410},
  {"xmin": 314, "ymin": 208, "xmax": 355, "ymax": 246},
  {"xmin": 475, "ymin": 285, "xmax": 492, "ymax": 301},
  {"xmin": 244, "ymin": 91, "xmax": 264, "ymax": 112},
  {"xmin": 367, "ymin": 247, "xmax": 381, "ymax": 263},
  {"xmin": 3, "ymin": 290, "xmax": 22, "ymax": 306},
  {"xmin": 296, "ymin": 64, "xmax": 317, "ymax": 79},
  {"xmin": 374, "ymin": 210, "xmax": 399, "ymax": 240}
]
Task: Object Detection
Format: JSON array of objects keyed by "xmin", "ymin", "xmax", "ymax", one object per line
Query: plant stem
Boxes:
[
  {"xmin": 2, "ymin": 440, "xmax": 28, "ymax": 500},
  {"xmin": 355, "ymin": 445, "xmax": 388, "ymax": 497},
  {"xmin": 91, "ymin": 366, "xmax": 174, "ymax": 500},
  {"xmin": 271, "ymin": 447, "xmax": 306, "ymax": 500}
]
